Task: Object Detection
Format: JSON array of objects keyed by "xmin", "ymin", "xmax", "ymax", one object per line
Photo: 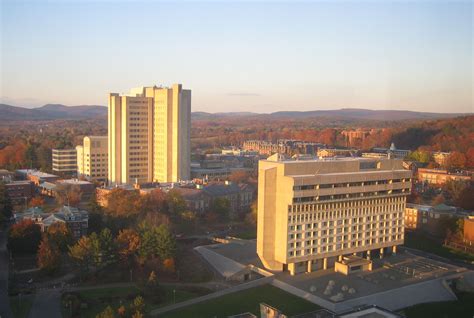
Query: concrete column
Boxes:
[
  {"xmin": 392, "ymin": 245, "xmax": 397, "ymax": 254},
  {"xmin": 366, "ymin": 250, "xmax": 371, "ymax": 260},
  {"xmin": 323, "ymin": 258, "xmax": 328, "ymax": 270},
  {"xmin": 307, "ymin": 260, "xmax": 312, "ymax": 273},
  {"xmin": 380, "ymin": 247, "xmax": 384, "ymax": 259}
]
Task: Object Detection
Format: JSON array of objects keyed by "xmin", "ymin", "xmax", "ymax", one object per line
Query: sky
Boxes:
[{"xmin": 0, "ymin": 0, "xmax": 472, "ymax": 113}]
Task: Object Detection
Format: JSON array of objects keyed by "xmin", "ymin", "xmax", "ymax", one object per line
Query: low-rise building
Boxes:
[
  {"xmin": 16, "ymin": 169, "xmax": 59, "ymax": 185},
  {"xmin": 203, "ymin": 181, "xmax": 255, "ymax": 214},
  {"xmin": 405, "ymin": 203, "xmax": 471, "ymax": 237},
  {"xmin": 39, "ymin": 179, "xmax": 95, "ymax": 201},
  {"xmin": 317, "ymin": 148, "xmax": 355, "ymax": 158},
  {"xmin": 52, "ymin": 148, "xmax": 77, "ymax": 176},
  {"xmin": 372, "ymin": 143, "xmax": 410, "ymax": 159},
  {"xmin": 5, "ymin": 180, "xmax": 34, "ymax": 206},
  {"xmin": 433, "ymin": 151, "xmax": 451, "ymax": 167},
  {"xmin": 0, "ymin": 169, "xmax": 14, "ymax": 182},
  {"xmin": 171, "ymin": 187, "xmax": 210, "ymax": 214},
  {"xmin": 243, "ymin": 140, "xmax": 324, "ymax": 156},
  {"xmin": 15, "ymin": 205, "xmax": 88, "ymax": 239},
  {"xmin": 417, "ymin": 168, "xmax": 471, "ymax": 185}
]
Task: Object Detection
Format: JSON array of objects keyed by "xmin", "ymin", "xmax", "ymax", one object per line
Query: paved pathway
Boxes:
[
  {"xmin": 0, "ymin": 227, "xmax": 13, "ymax": 318},
  {"xmin": 28, "ymin": 289, "xmax": 61, "ymax": 318}
]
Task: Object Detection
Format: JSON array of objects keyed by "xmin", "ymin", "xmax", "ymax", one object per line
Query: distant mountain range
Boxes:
[
  {"xmin": 0, "ymin": 104, "xmax": 107, "ymax": 121},
  {"xmin": 0, "ymin": 104, "xmax": 469, "ymax": 122},
  {"xmin": 191, "ymin": 108, "xmax": 469, "ymax": 121}
]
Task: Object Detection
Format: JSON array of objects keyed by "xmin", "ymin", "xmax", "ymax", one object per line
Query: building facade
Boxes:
[
  {"xmin": 108, "ymin": 84, "xmax": 191, "ymax": 185},
  {"xmin": 257, "ymin": 155, "xmax": 411, "ymax": 275},
  {"xmin": 77, "ymin": 136, "xmax": 108, "ymax": 182},
  {"xmin": 5, "ymin": 181, "xmax": 34, "ymax": 206},
  {"xmin": 417, "ymin": 168, "xmax": 471, "ymax": 185},
  {"xmin": 52, "ymin": 148, "xmax": 77, "ymax": 175}
]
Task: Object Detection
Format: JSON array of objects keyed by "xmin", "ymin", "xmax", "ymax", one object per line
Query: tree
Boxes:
[
  {"xmin": 116, "ymin": 229, "xmax": 140, "ymax": 266},
  {"xmin": 144, "ymin": 270, "xmax": 164, "ymax": 303},
  {"xmin": 444, "ymin": 180, "xmax": 469, "ymax": 204},
  {"xmin": 55, "ymin": 184, "xmax": 82, "ymax": 207},
  {"xmin": 98, "ymin": 228, "xmax": 117, "ymax": 267},
  {"xmin": 166, "ymin": 189, "xmax": 187, "ymax": 216},
  {"xmin": 456, "ymin": 185, "xmax": 474, "ymax": 210},
  {"xmin": 8, "ymin": 219, "xmax": 42, "ymax": 254},
  {"xmin": 131, "ymin": 296, "xmax": 145, "ymax": 317},
  {"xmin": 163, "ymin": 258, "xmax": 175, "ymax": 273},
  {"xmin": 446, "ymin": 151, "xmax": 467, "ymax": 170},
  {"xmin": 245, "ymin": 200, "xmax": 258, "ymax": 225},
  {"xmin": 68, "ymin": 236, "xmax": 94, "ymax": 273},
  {"xmin": 45, "ymin": 222, "xmax": 73, "ymax": 252},
  {"xmin": 137, "ymin": 223, "xmax": 176, "ymax": 264},
  {"xmin": 117, "ymin": 305, "xmax": 126, "ymax": 317},
  {"xmin": 407, "ymin": 150, "xmax": 431, "ymax": 163},
  {"xmin": 29, "ymin": 196, "xmax": 45, "ymax": 208},
  {"xmin": 0, "ymin": 183, "xmax": 13, "ymax": 222},
  {"xmin": 96, "ymin": 305, "xmax": 115, "ymax": 318},
  {"xmin": 431, "ymin": 193, "xmax": 445, "ymax": 206},
  {"xmin": 37, "ymin": 237, "xmax": 61, "ymax": 274},
  {"xmin": 105, "ymin": 188, "xmax": 141, "ymax": 217},
  {"xmin": 210, "ymin": 197, "xmax": 230, "ymax": 218}
]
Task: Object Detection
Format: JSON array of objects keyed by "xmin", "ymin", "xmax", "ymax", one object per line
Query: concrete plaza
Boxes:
[{"xmin": 195, "ymin": 238, "xmax": 470, "ymax": 313}]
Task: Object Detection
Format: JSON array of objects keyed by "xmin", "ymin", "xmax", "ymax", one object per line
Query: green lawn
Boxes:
[
  {"xmin": 10, "ymin": 294, "xmax": 34, "ymax": 318},
  {"xmin": 161, "ymin": 284, "xmax": 322, "ymax": 318},
  {"xmin": 404, "ymin": 232, "xmax": 474, "ymax": 262},
  {"xmin": 401, "ymin": 292, "xmax": 474, "ymax": 318},
  {"xmin": 62, "ymin": 284, "xmax": 209, "ymax": 318}
]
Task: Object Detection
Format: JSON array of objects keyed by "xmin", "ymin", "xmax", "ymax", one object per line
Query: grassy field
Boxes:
[
  {"xmin": 10, "ymin": 294, "xmax": 34, "ymax": 318},
  {"xmin": 404, "ymin": 232, "xmax": 474, "ymax": 262},
  {"xmin": 401, "ymin": 292, "xmax": 474, "ymax": 318},
  {"xmin": 62, "ymin": 284, "xmax": 209, "ymax": 318},
  {"xmin": 161, "ymin": 285, "xmax": 322, "ymax": 318}
]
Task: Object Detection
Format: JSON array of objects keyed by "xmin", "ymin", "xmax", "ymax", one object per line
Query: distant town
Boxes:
[{"xmin": 0, "ymin": 83, "xmax": 472, "ymax": 318}]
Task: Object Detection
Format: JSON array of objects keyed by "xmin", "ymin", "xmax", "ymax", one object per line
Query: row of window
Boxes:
[
  {"xmin": 294, "ymin": 179, "xmax": 410, "ymax": 191},
  {"xmin": 293, "ymin": 189, "xmax": 409, "ymax": 204}
]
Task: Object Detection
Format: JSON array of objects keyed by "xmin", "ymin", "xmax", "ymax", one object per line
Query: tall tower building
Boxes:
[
  {"xmin": 108, "ymin": 84, "xmax": 191, "ymax": 185},
  {"xmin": 257, "ymin": 155, "xmax": 411, "ymax": 275}
]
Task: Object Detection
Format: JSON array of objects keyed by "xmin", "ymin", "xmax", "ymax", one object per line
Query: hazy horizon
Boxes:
[{"xmin": 1, "ymin": 0, "xmax": 472, "ymax": 113}]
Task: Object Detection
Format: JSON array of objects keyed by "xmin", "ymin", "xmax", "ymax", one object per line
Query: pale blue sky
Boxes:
[{"xmin": 1, "ymin": 0, "xmax": 472, "ymax": 113}]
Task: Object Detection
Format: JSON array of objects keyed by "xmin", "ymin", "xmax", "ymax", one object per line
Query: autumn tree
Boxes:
[
  {"xmin": 45, "ymin": 222, "xmax": 73, "ymax": 252},
  {"xmin": 245, "ymin": 200, "xmax": 258, "ymax": 225},
  {"xmin": 446, "ymin": 151, "xmax": 467, "ymax": 170},
  {"xmin": 116, "ymin": 229, "xmax": 140, "ymax": 267},
  {"xmin": 55, "ymin": 184, "xmax": 82, "ymax": 207},
  {"xmin": 105, "ymin": 188, "xmax": 141, "ymax": 217},
  {"xmin": 431, "ymin": 193, "xmax": 445, "ymax": 206},
  {"xmin": 96, "ymin": 305, "xmax": 115, "ymax": 318},
  {"xmin": 37, "ymin": 237, "xmax": 61, "ymax": 274},
  {"xmin": 130, "ymin": 296, "xmax": 145, "ymax": 317},
  {"xmin": 29, "ymin": 196, "xmax": 45, "ymax": 208},
  {"xmin": 8, "ymin": 219, "xmax": 42, "ymax": 254}
]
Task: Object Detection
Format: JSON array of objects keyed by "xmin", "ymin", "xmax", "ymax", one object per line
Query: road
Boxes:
[{"xmin": 0, "ymin": 226, "xmax": 13, "ymax": 318}]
